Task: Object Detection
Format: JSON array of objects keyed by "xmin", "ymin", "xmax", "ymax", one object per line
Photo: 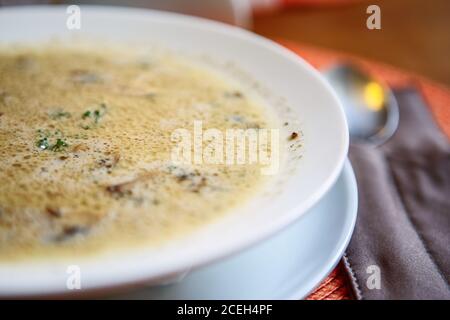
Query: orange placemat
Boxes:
[{"xmin": 279, "ymin": 41, "xmax": 450, "ymax": 300}]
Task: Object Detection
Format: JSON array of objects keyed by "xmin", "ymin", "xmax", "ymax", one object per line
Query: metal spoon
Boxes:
[{"xmin": 323, "ymin": 64, "xmax": 399, "ymax": 145}]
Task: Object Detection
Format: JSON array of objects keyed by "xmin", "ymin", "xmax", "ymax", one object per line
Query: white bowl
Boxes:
[{"xmin": 0, "ymin": 5, "xmax": 348, "ymax": 297}]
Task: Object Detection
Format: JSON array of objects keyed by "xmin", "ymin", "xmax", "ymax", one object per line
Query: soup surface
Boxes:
[{"xmin": 0, "ymin": 45, "xmax": 279, "ymax": 260}]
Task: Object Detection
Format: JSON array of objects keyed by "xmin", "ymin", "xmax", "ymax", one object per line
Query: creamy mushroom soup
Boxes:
[{"xmin": 0, "ymin": 45, "xmax": 282, "ymax": 260}]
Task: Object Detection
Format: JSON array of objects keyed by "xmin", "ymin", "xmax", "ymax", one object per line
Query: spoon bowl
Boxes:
[{"xmin": 324, "ymin": 64, "xmax": 399, "ymax": 145}]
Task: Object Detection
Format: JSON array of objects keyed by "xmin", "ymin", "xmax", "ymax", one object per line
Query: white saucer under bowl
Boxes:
[{"xmin": 112, "ymin": 160, "xmax": 357, "ymax": 299}]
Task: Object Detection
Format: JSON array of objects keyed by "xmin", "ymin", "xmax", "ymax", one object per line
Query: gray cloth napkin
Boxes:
[{"xmin": 344, "ymin": 88, "xmax": 450, "ymax": 300}]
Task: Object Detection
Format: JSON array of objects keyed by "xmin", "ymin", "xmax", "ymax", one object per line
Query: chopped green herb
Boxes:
[
  {"xmin": 50, "ymin": 138, "xmax": 69, "ymax": 152},
  {"xmin": 36, "ymin": 137, "xmax": 50, "ymax": 150},
  {"xmin": 36, "ymin": 130, "xmax": 69, "ymax": 152},
  {"xmin": 81, "ymin": 104, "xmax": 107, "ymax": 128},
  {"xmin": 93, "ymin": 109, "xmax": 101, "ymax": 123},
  {"xmin": 82, "ymin": 110, "xmax": 91, "ymax": 119}
]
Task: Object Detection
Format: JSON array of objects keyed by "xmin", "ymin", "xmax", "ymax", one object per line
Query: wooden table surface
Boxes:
[{"xmin": 253, "ymin": 0, "xmax": 450, "ymax": 87}]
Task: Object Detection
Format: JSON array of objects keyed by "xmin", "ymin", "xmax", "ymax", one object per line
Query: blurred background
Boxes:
[
  {"xmin": 1, "ymin": 0, "xmax": 449, "ymax": 86},
  {"xmin": 253, "ymin": 0, "xmax": 450, "ymax": 86}
]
